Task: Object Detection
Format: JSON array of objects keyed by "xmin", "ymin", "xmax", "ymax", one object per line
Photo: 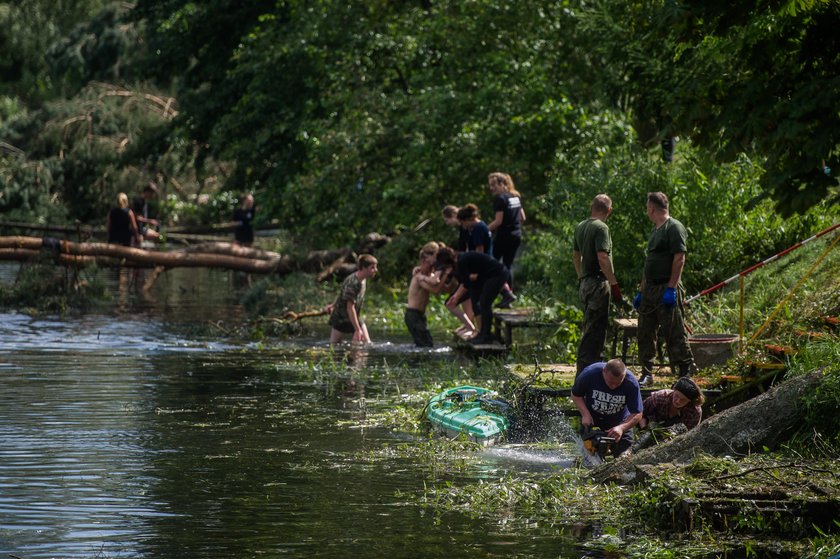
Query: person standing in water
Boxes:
[
  {"xmin": 107, "ymin": 192, "xmax": 142, "ymax": 247},
  {"xmin": 325, "ymin": 254, "xmax": 379, "ymax": 345}
]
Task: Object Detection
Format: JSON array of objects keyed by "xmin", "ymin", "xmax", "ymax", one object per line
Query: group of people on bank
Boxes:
[
  {"xmin": 573, "ymin": 190, "xmax": 697, "ymax": 386},
  {"xmin": 106, "ymin": 184, "xmax": 256, "ymax": 248},
  {"xmin": 572, "ymin": 190, "xmax": 702, "ymax": 455},
  {"xmin": 106, "ymin": 183, "xmax": 162, "ymax": 247},
  {"xmin": 572, "ymin": 358, "xmax": 704, "ymax": 457}
]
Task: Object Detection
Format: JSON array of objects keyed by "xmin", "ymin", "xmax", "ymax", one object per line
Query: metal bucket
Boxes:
[{"xmin": 689, "ymin": 334, "xmax": 739, "ymax": 369}]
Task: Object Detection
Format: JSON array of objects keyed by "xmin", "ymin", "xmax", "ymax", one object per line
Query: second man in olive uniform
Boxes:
[{"xmin": 634, "ymin": 192, "xmax": 697, "ymax": 386}]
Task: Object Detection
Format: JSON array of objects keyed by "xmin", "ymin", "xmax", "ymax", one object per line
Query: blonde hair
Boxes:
[
  {"xmin": 419, "ymin": 241, "xmax": 440, "ymax": 258},
  {"xmin": 488, "ymin": 172, "xmax": 521, "ymax": 197},
  {"xmin": 117, "ymin": 192, "xmax": 129, "ymax": 209}
]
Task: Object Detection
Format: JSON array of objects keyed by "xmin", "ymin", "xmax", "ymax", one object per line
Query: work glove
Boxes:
[
  {"xmin": 662, "ymin": 287, "xmax": 677, "ymax": 307},
  {"xmin": 610, "ymin": 283, "xmax": 622, "ymax": 302},
  {"xmin": 632, "ymin": 292, "xmax": 642, "ymax": 310}
]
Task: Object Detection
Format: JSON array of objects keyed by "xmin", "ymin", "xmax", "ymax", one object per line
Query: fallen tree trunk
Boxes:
[
  {"xmin": 591, "ymin": 369, "xmax": 825, "ymax": 484},
  {"xmin": 183, "ymin": 241, "xmax": 282, "ymax": 261},
  {"xmin": 0, "ymin": 236, "xmax": 291, "ymax": 274}
]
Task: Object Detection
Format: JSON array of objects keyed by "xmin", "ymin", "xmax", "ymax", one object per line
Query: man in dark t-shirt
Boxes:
[{"xmin": 571, "ymin": 359, "xmax": 643, "ymax": 456}]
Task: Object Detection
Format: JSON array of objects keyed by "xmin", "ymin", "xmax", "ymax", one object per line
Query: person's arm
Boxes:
[
  {"xmin": 571, "ymin": 395, "xmax": 593, "ymax": 427},
  {"xmin": 669, "ymin": 252, "xmax": 686, "ymax": 288},
  {"xmin": 418, "ymin": 273, "xmax": 448, "ymax": 294},
  {"xmin": 519, "ymin": 207, "xmax": 526, "ymax": 224},
  {"xmin": 597, "ymin": 251, "xmax": 618, "ymax": 286},
  {"xmin": 487, "ymin": 210, "xmax": 503, "ymax": 232},
  {"xmin": 128, "ymin": 210, "xmax": 142, "ymax": 244},
  {"xmin": 572, "ymin": 251, "xmax": 582, "ymax": 279},
  {"xmin": 446, "ymin": 284, "xmax": 468, "ymax": 310},
  {"xmin": 346, "ymin": 299, "xmax": 365, "ymax": 342},
  {"xmin": 606, "ymin": 412, "xmax": 642, "ymax": 442}
]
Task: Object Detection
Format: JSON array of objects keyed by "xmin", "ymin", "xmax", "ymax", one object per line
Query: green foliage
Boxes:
[
  {"xmin": 0, "ymin": 0, "xmax": 108, "ymax": 102},
  {"xmin": 531, "ymin": 116, "xmax": 839, "ymax": 297},
  {"xmin": 788, "ymin": 340, "xmax": 840, "ymax": 446},
  {"xmin": 579, "ymin": 0, "xmax": 840, "ymax": 215}
]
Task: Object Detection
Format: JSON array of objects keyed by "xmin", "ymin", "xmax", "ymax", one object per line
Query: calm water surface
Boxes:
[{"xmin": 0, "ymin": 267, "xmax": 586, "ymax": 558}]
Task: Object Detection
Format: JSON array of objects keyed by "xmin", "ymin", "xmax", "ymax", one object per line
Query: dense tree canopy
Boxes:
[
  {"xmin": 579, "ymin": 0, "xmax": 840, "ymax": 215},
  {"xmin": 1, "ymin": 0, "xmax": 838, "ymax": 295}
]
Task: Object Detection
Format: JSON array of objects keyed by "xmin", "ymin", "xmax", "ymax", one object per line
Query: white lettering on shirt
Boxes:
[{"xmin": 590, "ymin": 389, "xmax": 626, "ymax": 416}]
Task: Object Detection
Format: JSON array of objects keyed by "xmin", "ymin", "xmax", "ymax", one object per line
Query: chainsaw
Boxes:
[{"xmin": 580, "ymin": 425, "xmax": 616, "ymax": 464}]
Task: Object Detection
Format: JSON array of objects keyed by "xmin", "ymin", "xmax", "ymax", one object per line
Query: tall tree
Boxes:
[{"xmin": 579, "ymin": 0, "xmax": 840, "ymax": 215}]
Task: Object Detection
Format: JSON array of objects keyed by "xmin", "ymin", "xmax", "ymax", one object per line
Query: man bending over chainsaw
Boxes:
[{"xmin": 571, "ymin": 358, "xmax": 643, "ymax": 457}]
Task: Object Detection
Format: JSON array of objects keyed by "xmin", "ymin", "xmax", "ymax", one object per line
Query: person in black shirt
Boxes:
[
  {"xmin": 233, "ymin": 193, "xmax": 256, "ymax": 246},
  {"xmin": 107, "ymin": 192, "xmax": 141, "ymax": 247},
  {"xmin": 436, "ymin": 246, "xmax": 508, "ymax": 345},
  {"xmin": 132, "ymin": 182, "xmax": 161, "ymax": 242}
]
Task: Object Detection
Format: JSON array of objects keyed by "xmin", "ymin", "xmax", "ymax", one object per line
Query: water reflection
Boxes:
[{"xmin": 0, "ymin": 263, "xmax": 587, "ymax": 558}]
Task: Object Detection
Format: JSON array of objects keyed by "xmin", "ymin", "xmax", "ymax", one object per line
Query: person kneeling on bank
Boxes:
[{"xmin": 640, "ymin": 376, "xmax": 704, "ymax": 432}]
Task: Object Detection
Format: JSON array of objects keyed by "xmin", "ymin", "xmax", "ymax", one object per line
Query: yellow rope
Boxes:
[{"xmin": 747, "ymin": 232, "xmax": 840, "ymax": 345}]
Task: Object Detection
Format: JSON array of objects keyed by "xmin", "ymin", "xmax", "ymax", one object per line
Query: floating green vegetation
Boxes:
[
  {"xmin": 421, "ymin": 470, "xmax": 627, "ymax": 524},
  {"xmin": 415, "ymin": 449, "xmax": 840, "ymax": 558},
  {"xmin": 0, "ymin": 257, "xmax": 109, "ymax": 313}
]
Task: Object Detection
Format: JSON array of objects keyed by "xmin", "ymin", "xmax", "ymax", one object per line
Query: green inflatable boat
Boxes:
[{"xmin": 425, "ymin": 386, "xmax": 510, "ymax": 446}]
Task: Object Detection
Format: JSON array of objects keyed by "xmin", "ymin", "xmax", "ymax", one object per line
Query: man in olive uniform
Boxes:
[
  {"xmin": 572, "ymin": 194, "xmax": 623, "ymax": 374},
  {"xmin": 634, "ymin": 192, "xmax": 696, "ymax": 386}
]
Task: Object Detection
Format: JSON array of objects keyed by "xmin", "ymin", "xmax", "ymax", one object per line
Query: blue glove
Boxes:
[
  {"xmin": 662, "ymin": 287, "xmax": 677, "ymax": 307},
  {"xmin": 632, "ymin": 292, "xmax": 642, "ymax": 310}
]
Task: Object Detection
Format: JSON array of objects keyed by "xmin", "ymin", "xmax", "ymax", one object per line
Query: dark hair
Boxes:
[
  {"xmin": 647, "ymin": 191, "xmax": 669, "ymax": 210},
  {"xmin": 435, "ymin": 246, "xmax": 457, "ymax": 269},
  {"xmin": 604, "ymin": 358, "xmax": 626, "ymax": 378},
  {"xmin": 456, "ymin": 203, "xmax": 479, "ymax": 221},
  {"xmin": 358, "ymin": 254, "xmax": 378, "ymax": 269},
  {"xmin": 673, "ymin": 377, "xmax": 704, "ymax": 405}
]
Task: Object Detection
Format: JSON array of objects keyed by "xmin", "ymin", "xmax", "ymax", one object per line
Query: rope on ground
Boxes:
[{"xmin": 747, "ymin": 232, "xmax": 840, "ymax": 345}]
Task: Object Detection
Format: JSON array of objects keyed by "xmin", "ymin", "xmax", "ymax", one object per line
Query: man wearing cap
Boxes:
[
  {"xmin": 571, "ymin": 358, "xmax": 643, "ymax": 457},
  {"xmin": 132, "ymin": 182, "xmax": 161, "ymax": 243},
  {"xmin": 573, "ymin": 194, "xmax": 623, "ymax": 374}
]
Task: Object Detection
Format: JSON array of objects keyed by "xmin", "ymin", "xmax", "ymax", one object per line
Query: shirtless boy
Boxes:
[{"xmin": 405, "ymin": 242, "xmax": 454, "ymax": 347}]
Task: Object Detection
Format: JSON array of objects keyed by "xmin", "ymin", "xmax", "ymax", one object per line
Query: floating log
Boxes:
[{"xmin": 0, "ymin": 236, "xmax": 291, "ymax": 274}]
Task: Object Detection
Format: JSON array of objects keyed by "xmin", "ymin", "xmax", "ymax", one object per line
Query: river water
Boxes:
[{"xmin": 0, "ymin": 267, "xmax": 587, "ymax": 558}]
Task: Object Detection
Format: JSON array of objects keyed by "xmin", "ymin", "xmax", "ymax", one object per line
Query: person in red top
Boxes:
[{"xmin": 640, "ymin": 376, "xmax": 705, "ymax": 431}]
